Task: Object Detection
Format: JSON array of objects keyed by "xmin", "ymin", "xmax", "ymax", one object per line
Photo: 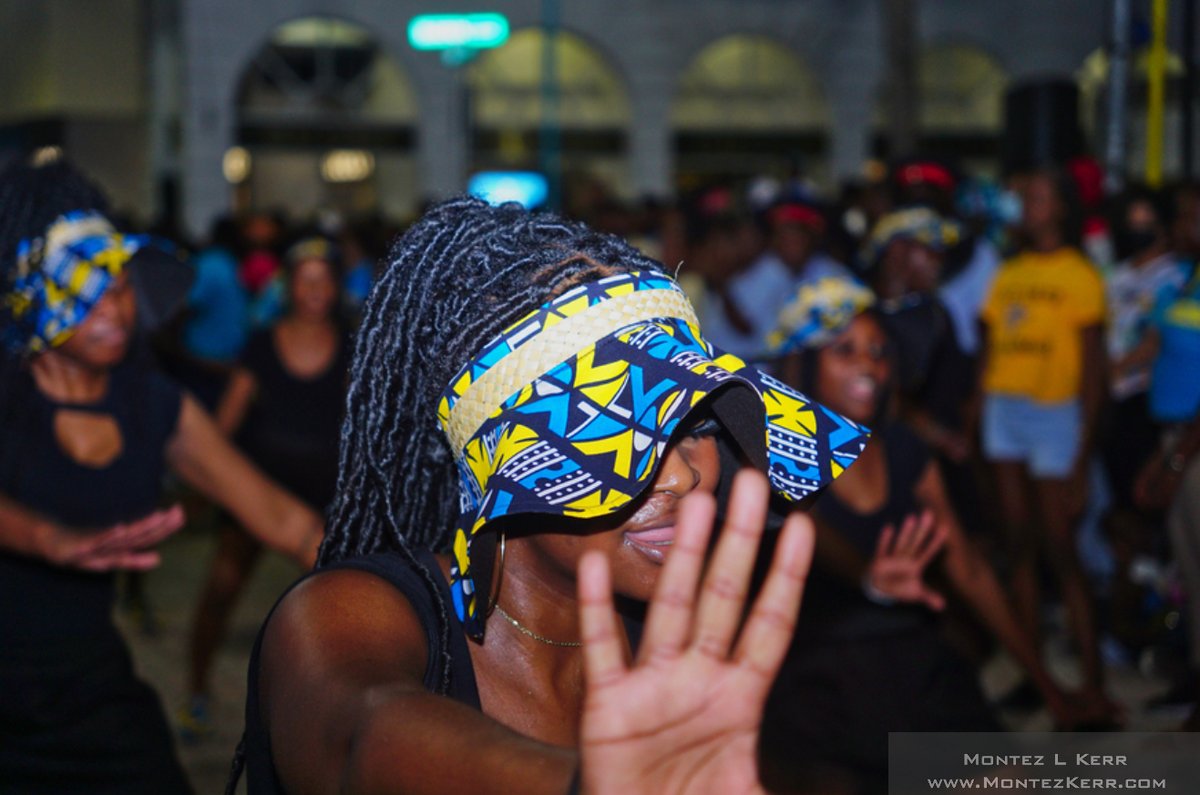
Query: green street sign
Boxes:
[{"xmin": 407, "ymin": 13, "xmax": 509, "ymax": 51}]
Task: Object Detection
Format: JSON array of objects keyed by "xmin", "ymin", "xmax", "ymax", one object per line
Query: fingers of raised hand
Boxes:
[
  {"xmin": 638, "ymin": 489, "xmax": 717, "ymax": 665},
  {"xmin": 76, "ymin": 550, "xmax": 163, "ymax": 572},
  {"xmin": 70, "ymin": 506, "xmax": 184, "ymax": 570},
  {"xmin": 914, "ymin": 516, "xmax": 948, "ymax": 567},
  {"xmin": 734, "ymin": 511, "xmax": 814, "ymax": 682},
  {"xmin": 919, "ymin": 585, "xmax": 946, "ymax": 612},
  {"xmin": 893, "ymin": 514, "xmax": 920, "ymax": 556},
  {"xmin": 874, "ymin": 524, "xmax": 896, "ymax": 559},
  {"xmin": 692, "ymin": 469, "xmax": 770, "ymax": 659},
  {"xmin": 579, "ymin": 551, "xmax": 628, "ymax": 690},
  {"xmin": 119, "ymin": 505, "xmax": 186, "ymax": 548}
]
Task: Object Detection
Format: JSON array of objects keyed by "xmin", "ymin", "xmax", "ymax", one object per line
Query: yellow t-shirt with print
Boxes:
[{"xmin": 981, "ymin": 247, "xmax": 1105, "ymax": 403}]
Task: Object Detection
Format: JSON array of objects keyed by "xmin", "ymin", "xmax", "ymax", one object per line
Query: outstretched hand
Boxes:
[
  {"xmin": 865, "ymin": 510, "xmax": 947, "ymax": 611},
  {"xmin": 40, "ymin": 504, "xmax": 185, "ymax": 572},
  {"xmin": 576, "ymin": 469, "xmax": 814, "ymax": 795}
]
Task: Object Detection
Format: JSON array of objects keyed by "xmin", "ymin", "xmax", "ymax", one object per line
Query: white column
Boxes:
[
  {"xmin": 628, "ymin": 96, "xmax": 673, "ymax": 199},
  {"xmin": 179, "ymin": 1, "xmax": 237, "ymax": 240},
  {"xmin": 415, "ymin": 62, "xmax": 470, "ymax": 200},
  {"xmin": 819, "ymin": 10, "xmax": 884, "ymax": 181}
]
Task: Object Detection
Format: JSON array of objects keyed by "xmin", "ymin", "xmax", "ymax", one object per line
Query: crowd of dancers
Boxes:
[{"xmin": 2, "ymin": 149, "xmax": 1200, "ymax": 794}]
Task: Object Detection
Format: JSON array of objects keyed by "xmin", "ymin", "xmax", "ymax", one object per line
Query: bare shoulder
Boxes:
[{"xmin": 262, "ymin": 567, "xmax": 431, "ymax": 696}]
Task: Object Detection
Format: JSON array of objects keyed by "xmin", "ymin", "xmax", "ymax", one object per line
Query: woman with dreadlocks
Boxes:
[
  {"xmin": 235, "ymin": 197, "xmax": 870, "ymax": 794},
  {"xmin": 0, "ymin": 155, "xmax": 324, "ymax": 794}
]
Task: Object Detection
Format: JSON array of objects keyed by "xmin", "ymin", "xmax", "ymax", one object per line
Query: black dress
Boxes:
[
  {"xmin": 760, "ymin": 423, "xmax": 997, "ymax": 795},
  {"xmin": 0, "ymin": 362, "xmax": 193, "ymax": 794},
  {"xmin": 235, "ymin": 328, "xmax": 348, "ymax": 513}
]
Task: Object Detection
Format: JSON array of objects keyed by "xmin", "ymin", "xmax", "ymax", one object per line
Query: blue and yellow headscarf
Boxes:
[
  {"xmin": 437, "ymin": 270, "xmax": 871, "ymax": 637},
  {"xmin": 3, "ymin": 210, "xmax": 145, "ymax": 354},
  {"xmin": 861, "ymin": 206, "xmax": 963, "ymax": 268},
  {"xmin": 767, "ymin": 276, "xmax": 878, "ymax": 357}
]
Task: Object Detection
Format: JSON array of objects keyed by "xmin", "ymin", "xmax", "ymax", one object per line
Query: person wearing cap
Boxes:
[
  {"xmin": 720, "ymin": 196, "xmax": 852, "ymax": 358},
  {"xmin": 181, "ymin": 234, "xmax": 351, "ymax": 739},
  {"xmin": 759, "ymin": 278, "xmax": 1114, "ymax": 791},
  {"xmin": 0, "ymin": 157, "xmax": 325, "ymax": 793},
  {"xmin": 231, "ymin": 197, "xmax": 870, "ymax": 794}
]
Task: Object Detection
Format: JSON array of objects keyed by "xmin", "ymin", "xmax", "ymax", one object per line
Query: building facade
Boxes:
[{"xmin": 5, "ymin": 0, "xmax": 1189, "ymax": 238}]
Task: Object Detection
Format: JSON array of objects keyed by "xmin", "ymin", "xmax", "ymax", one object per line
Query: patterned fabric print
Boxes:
[
  {"xmin": 437, "ymin": 271, "xmax": 690, "ymax": 434},
  {"xmin": 862, "ymin": 206, "xmax": 963, "ymax": 267},
  {"xmin": 767, "ymin": 276, "xmax": 876, "ymax": 356},
  {"xmin": 3, "ymin": 211, "xmax": 142, "ymax": 353},
  {"xmin": 439, "ymin": 273, "xmax": 870, "ymax": 636}
]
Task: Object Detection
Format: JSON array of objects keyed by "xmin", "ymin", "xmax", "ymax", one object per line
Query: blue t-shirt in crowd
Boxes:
[
  {"xmin": 182, "ymin": 246, "xmax": 249, "ymax": 363},
  {"xmin": 1150, "ymin": 265, "xmax": 1200, "ymax": 422}
]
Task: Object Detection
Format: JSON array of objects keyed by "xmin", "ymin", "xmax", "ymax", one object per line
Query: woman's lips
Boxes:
[
  {"xmin": 84, "ymin": 323, "xmax": 129, "ymax": 349},
  {"xmin": 624, "ymin": 524, "xmax": 676, "ymax": 564},
  {"xmin": 846, "ymin": 374, "xmax": 878, "ymax": 404}
]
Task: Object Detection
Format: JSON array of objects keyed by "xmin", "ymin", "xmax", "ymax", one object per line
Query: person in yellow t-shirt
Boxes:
[
  {"xmin": 979, "ymin": 169, "xmax": 1114, "ymax": 719},
  {"xmin": 981, "ymin": 247, "xmax": 1105, "ymax": 403}
]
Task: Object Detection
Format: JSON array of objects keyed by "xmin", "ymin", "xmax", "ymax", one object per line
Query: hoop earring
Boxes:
[{"xmin": 486, "ymin": 532, "xmax": 506, "ymax": 618}]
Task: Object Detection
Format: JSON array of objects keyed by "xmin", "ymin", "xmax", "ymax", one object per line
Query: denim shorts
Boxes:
[{"xmin": 982, "ymin": 394, "xmax": 1082, "ymax": 479}]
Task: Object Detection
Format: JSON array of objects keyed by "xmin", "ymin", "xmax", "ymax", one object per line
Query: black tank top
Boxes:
[
  {"xmin": 798, "ymin": 422, "xmax": 935, "ymax": 640},
  {"xmin": 242, "ymin": 548, "xmax": 644, "ymax": 793},
  {"xmin": 0, "ymin": 361, "xmax": 182, "ymax": 647},
  {"xmin": 242, "ymin": 549, "xmax": 481, "ymax": 795},
  {"xmin": 235, "ymin": 328, "xmax": 348, "ymax": 511}
]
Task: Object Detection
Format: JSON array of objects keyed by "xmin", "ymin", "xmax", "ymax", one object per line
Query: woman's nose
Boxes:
[{"xmin": 653, "ymin": 441, "xmax": 702, "ymax": 497}]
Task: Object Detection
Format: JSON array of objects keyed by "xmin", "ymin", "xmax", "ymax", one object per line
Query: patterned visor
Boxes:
[{"xmin": 437, "ymin": 270, "xmax": 870, "ymax": 636}]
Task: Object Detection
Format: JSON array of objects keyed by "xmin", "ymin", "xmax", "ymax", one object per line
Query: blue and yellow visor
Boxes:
[
  {"xmin": 437, "ymin": 270, "xmax": 870, "ymax": 637},
  {"xmin": 3, "ymin": 210, "xmax": 144, "ymax": 354}
]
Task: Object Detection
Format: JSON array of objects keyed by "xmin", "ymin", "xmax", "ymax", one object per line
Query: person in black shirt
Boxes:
[
  {"xmin": 0, "ymin": 156, "xmax": 324, "ymax": 794},
  {"xmin": 183, "ymin": 237, "xmax": 349, "ymax": 734},
  {"xmin": 761, "ymin": 279, "xmax": 1115, "ymax": 794}
]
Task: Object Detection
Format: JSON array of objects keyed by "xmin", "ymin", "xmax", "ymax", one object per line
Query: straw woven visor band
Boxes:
[{"xmin": 443, "ymin": 287, "xmax": 699, "ymax": 453}]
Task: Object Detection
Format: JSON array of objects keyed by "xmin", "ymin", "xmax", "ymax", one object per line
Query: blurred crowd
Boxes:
[
  {"xmin": 161, "ymin": 167, "xmax": 1199, "ymax": 725},
  {"xmin": 153, "ymin": 157, "xmax": 1200, "ymax": 772},
  {"xmin": 5, "ymin": 148, "xmax": 1200, "ymax": 794}
]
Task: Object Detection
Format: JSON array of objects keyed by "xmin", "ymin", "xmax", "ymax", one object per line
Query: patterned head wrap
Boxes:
[
  {"xmin": 437, "ymin": 270, "xmax": 870, "ymax": 637},
  {"xmin": 767, "ymin": 277, "xmax": 877, "ymax": 357},
  {"xmin": 861, "ymin": 206, "xmax": 963, "ymax": 267},
  {"xmin": 3, "ymin": 210, "xmax": 149, "ymax": 354},
  {"xmin": 285, "ymin": 236, "xmax": 340, "ymax": 269}
]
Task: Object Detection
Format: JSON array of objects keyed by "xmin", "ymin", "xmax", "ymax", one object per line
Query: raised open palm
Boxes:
[
  {"xmin": 576, "ymin": 469, "xmax": 815, "ymax": 795},
  {"xmin": 865, "ymin": 510, "xmax": 947, "ymax": 611}
]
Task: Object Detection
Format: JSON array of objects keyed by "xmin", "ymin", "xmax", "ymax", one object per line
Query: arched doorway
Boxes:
[
  {"xmin": 466, "ymin": 28, "xmax": 631, "ymax": 205},
  {"xmin": 874, "ymin": 43, "xmax": 1008, "ymax": 175},
  {"xmin": 234, "ymin": 16, "xmax": 418, "ymax": 220},
  {"xmin": 671, "ymin": 35, "xmax": 831, "ymax": 191}
]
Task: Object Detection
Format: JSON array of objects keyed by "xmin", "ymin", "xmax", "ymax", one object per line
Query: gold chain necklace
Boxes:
[{"xmin": 493, "ymin": 604, "xmax": 582, "ymax": 647}]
